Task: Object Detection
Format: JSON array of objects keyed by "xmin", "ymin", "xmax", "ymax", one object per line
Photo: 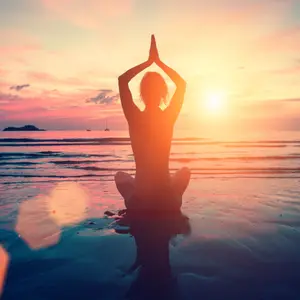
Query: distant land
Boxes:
[{"xmin": 3, "ymin": 125, "xmax": 46, "ymax": 131}]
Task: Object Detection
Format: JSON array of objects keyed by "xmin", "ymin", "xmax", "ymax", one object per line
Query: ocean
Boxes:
[
  {"xmin": 1, "ymin": 130, "xmax": 300, "ymax": 299},
  {"xmin": 2, "ymin": 130, "xmax": 300, "ymax": 183}
]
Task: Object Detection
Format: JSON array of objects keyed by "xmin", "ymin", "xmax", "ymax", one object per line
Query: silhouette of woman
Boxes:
[{"xmin": 115, "ymin": 35, "xmax": 190, "ymax": 211}]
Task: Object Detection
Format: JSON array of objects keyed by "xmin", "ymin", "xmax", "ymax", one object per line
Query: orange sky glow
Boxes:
[{"xmin": 1, "ymin": 0, "xmax": 300, "ymax": 133}]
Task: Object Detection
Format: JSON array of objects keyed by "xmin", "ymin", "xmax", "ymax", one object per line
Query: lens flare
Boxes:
[
  {"xmin": 48, "ymin": 182, "xmax": 88, "ymax": 226},
  {"xmin": 16, "ymin": 182, "xmax": 89, "ymax": 249},
  {"xmin": 16, "ymin": 196, "xmax": 61, "ymax": 249},
  {"xmin": 0, "ymin": 246, "xmax": 9, "ymax": 297}
]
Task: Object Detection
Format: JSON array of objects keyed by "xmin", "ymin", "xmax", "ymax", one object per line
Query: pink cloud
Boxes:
[
  {"xmin": 0, "ymin": 93, "xmax": 21, "ymax": 104},
  {"xmin": 86, "ymin": 89, "xmax": 119, "ymax": 105},
  {"xmin": 40, "ymin": 0, "xmax": 134, "ymax": 28}
]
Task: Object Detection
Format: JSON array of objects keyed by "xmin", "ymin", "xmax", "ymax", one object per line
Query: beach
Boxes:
[{"xmin": 1, "ymin": 130, "xmax": 300, "ymax": 299}]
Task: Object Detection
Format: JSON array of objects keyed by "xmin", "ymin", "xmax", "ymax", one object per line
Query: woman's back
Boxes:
[{"xmin": 129, "ymin": 110, "xmax": 174, "ymax": 195}]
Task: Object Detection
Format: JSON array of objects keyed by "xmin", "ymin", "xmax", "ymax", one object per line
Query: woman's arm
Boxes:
[
  {"xmin": 157, "ymin": 59, "xmax": 186, "ymax": 122},
  {"xmin": 156, "ymin": 59, "xmax": 186, "ymax": 89},
  {"xmin": 119, "ymin": 60, "xmax": 152, "ymax": 83},
  {"xmin": 151, "ymin": 35, "xmax": 186, "ymax": 121},
  {"xmin": 118, "ymin": 60, "xmax": 152, "ymax": 121}
]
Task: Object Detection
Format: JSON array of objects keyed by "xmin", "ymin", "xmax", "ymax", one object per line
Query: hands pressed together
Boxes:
[{"xmin": 148, "ymin": 34, "xmax": 161, "ymax": 65}]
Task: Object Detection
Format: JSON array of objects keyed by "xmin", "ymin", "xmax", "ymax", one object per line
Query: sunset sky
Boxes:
[{"xmin": 1, "ymin": 0, "xmax": 300, "ymax": 132}]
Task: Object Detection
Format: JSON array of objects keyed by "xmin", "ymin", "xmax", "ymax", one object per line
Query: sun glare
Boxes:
[{"xmin": 203, "ymin": 90, "xmax": 227, "ymax": 114}]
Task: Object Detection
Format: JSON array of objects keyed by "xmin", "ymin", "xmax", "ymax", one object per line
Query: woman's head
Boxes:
[{"xmin": 140, "ymin": 72, "xmax": 168, "ymax": 108}]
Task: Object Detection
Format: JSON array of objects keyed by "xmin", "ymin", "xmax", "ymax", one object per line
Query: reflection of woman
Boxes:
[
  {"xmin": 118, "ymin": 211, "xmax": 191, "ymax": 299},
  {"xmin": 115, "ymin": 35, "xmax": 190, "ymax": 211}
]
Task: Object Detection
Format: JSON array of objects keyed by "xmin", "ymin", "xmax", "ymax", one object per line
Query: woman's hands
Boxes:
[
  {"xmin": 148, "ymin": 34, "xmax": 160, "ymax": 64},
  {"xmin": 118, "ymin": 35, "xmax": 159, "ymax": 83}
]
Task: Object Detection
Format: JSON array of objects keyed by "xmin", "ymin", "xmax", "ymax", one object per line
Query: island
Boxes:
[{"xmin": 3, "ymin": 125, "xmax": 46, "ymax": 131}]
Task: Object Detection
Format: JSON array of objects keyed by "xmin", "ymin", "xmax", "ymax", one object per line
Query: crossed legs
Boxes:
[{"xmin": 114, "ymin": 167, "xmax": 191, "ymax": 209}]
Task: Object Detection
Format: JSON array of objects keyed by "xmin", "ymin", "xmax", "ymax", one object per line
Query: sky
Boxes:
[{"xmin": 1, "ymin": 0, "xmax": 300, "ymax": 133}]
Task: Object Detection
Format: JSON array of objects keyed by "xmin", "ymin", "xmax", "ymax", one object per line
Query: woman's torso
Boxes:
[{"xmin": 128, "ymin": 110, "xmax": 174, "ymax": 197}]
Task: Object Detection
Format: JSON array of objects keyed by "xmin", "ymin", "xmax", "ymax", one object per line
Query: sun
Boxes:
[{"xmin": 203, "ymin": 90, "xmax": 227, "ymax": 114}]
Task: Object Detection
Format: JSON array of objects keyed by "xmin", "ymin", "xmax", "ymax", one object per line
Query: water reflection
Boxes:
[
  {"xmin": 114, "ymin": 209, "xmax": 191, "ymax": 300},
  {"xmin": 3, "ymin": 178, "xmax": 300, "ymax": 299}
]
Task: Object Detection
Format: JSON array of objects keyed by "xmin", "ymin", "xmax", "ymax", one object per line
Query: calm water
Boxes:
[
  {"xmin": 1, "ymin": 130, "xmax": 300, "ymax": 183},
  {"xmin": 1, "ymin": 130, "xmax": 300, "ymax": 299}
]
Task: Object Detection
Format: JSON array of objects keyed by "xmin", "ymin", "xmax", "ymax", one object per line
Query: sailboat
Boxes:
[{"xmin": 104, "ymin": 119, "xmax": 110, "ymax": 131}]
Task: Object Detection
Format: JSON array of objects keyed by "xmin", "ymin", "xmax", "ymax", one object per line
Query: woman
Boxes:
[{"xmin": 115, "ymin": 35, "xmax": 190, "ymax": 211}]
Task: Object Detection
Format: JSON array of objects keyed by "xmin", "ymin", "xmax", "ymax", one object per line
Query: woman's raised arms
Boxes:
[{"xmin": 118, "ymin": 34, "xmax": 186, "ymax": 123}]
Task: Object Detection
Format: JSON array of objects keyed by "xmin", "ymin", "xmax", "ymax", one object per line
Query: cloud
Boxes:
[
  {"xmin": 10, "ymin": 84, "xmax": 30, "ymax": 91},
  {"xmin": 86, "ymin": 89, "xmax": 119, "ymax": 105},
  {"xmin": 0, "ymin": 93, "xmax": 20, "ymax": 103}
]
